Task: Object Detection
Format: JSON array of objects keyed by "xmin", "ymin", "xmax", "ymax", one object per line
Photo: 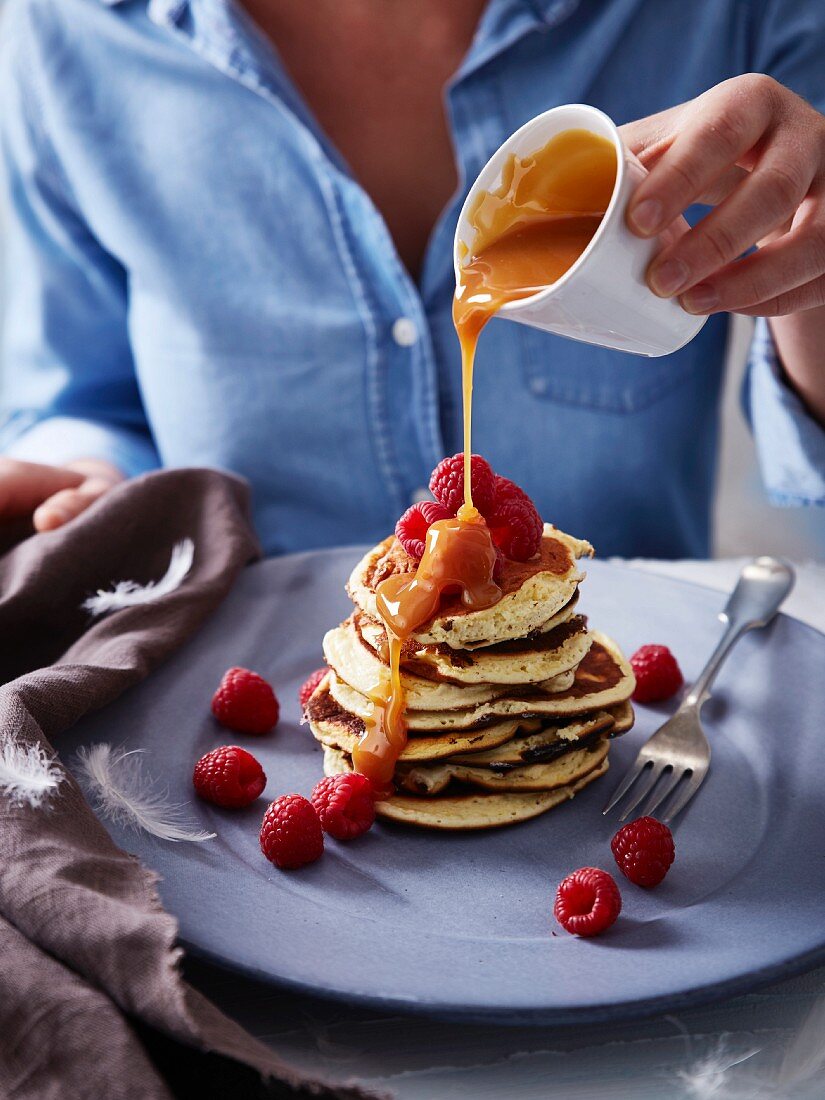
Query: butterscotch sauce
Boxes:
[
  {"xmin": 351, "ymin": 129, "xmax": 615, "ymax": 793},
  {"xmin": 352, "ymin": 631, "xmax": 406, "ymax": 797},
  {"xmin": 353, "ymin": 516, "xmax": 501, "ymax": 792}
]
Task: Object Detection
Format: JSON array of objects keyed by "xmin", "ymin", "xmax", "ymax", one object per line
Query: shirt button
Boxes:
[
  {"xmin": 530, "ymin": 376, "xmax": 549, "ymax": 396},
  {"xmin": 392, "ymin": 317, "xmax": 419, "ymax": 347},
  {"xmin": 411, "ymin": 487, "xmax": 430, "ymax": 504}
]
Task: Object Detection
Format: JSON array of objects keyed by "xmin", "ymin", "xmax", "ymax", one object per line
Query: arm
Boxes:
[
  {"xmin": 0, "ymin": 2, "xmax": 158, "ymax": 529},
  {"xmin": 770, "ymin": 309, "xmax": 825, "ymax": 426}
]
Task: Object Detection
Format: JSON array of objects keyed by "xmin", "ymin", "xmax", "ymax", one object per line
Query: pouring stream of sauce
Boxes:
[{"xmin": 352, "ymin": 128, "xmax": 617, "ymax": 792}]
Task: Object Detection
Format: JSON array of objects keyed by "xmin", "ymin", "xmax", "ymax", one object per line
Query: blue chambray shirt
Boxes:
[{"xmin": 1, "ymin": 0, "xmax": 824, "ymax": 557}]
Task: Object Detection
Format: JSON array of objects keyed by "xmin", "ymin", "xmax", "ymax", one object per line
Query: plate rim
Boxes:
[{"xmin": 182, "ymin": 932, "xmax": 825, "ymax": 1026}]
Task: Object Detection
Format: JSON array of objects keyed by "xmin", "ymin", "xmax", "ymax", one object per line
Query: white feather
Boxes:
[
  {"xmin": 0, "ymin": 735, "xmax": 63, "ymax": 808},
  {"xmin": 676, "ymin": 1041, "xmax": 761, "ymax": 1098},
  {"xmin": 673, "ymin": 996, "xmax": 825, "ymax": 1099},
  {"xmin": 83, "ymin": 538, "xmax": 195, "ymax": 617},
  {"xmin": 75, "ymin": 743, "xmax": 215, "ymax": 843}
]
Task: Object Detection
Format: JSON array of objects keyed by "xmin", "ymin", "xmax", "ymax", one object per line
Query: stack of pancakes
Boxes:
[{"xmin": 305, "ymin": 524, "xmax": 635, "ymax": 830}]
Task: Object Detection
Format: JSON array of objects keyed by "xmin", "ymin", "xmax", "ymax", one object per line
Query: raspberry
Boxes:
[
  {"xmin": 429, "ymin": 453, "xmax": 497, "ymax": 516},
  {"xmin": 311, "ymin": 773, "xmax": 376, "ymax": 840},
  {"xmin": 630, "ymin": 645, "xmax": 683, "ymax": 704},
  {"xmin": 553, "ymin": 867, "xmax": 622, "ymax": 937},
  {"xmin": 611, "ymin": 816, "xmax": 675, "ymax": 888},
  {"xmin": 395, "ymin": 500, "xmax": 453, "ymax": 560},
  {"xmin": 260, "ymin": 794, "xmax": 324, "ymax": 869},
  {"xmin": 299, "ymin": 667, "xmax": 327, "ymax": 711},
  {"xmin": 486, "ymin": 495, "xmax": 543, "ymax": 561},
  {"xmin": 491, "ymin": 475, "xmax": 531, "ymax": 505},
  {"xmin": 211, "ymin": 667, "xmax": 280, "ymax": 735},
  {"xmin": 193, "ymin": 746, "xmax": 266, "ymax": 809}
]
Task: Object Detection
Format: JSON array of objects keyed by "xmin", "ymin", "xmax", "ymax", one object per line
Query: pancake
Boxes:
[
  {"xmin": 347, "ymin": 524, "xmax": 593, "ymax": 649},
  {"xmin": 328, "ymin": 633, "xmax": 633, "ymax": 731},
  {"xmin": 356, "ymin": 590, "xmax": 580, "ymax": 662},
  {"xmin": 536, "ymin": 669, "xmax": 576, "ymax": 693},
  {"xmin": 323, "ymin": 620, "xmax": 504, "ymax": 709},
  {"xmin": 306, "ymin": 679, "xmax": 523, "ymax": 762},
  {"xmin": 323, "ymin": 746, "xmax": 609, "ymax": 830},
  {"xmin": 357, "ymin": 612, "xmax": 593, "ymax": 686},
  {"xmin": 407, "ymin": 633, "xmax": 633, "ymax": 726},
  {"xmin": 607, "ymin": 700, "xmax": 635, "ymax": 737},
  {"xmin": 455, "ymin": 589, "xmax": 585, "ymax": 646},
  {"xmin": 449, "ymin": 710, "xmax": 615, "ymax": 766},
  {"xmin": 396, "ymin": 738, "xmax": 610, "ymax": 795},
  {"xmin": 327, "ymin": 665, "xmax": 579, "ymax": 731}
]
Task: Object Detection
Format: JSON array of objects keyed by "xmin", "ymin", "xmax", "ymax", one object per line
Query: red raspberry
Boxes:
[
  {"xmin": 611, "ymin": 816, "xmax": 675, "ymax": 888},
  {"xmin": 429, "ymin": 453, "xmax": 497, "ymax": 516},
  {"xmin": 260, "ymin": 794, "xmax": 324, "ymax": 869},
  {"xmin": 311, "ymin": 773, "xmax": 376, "ymax": 840},
  {"xmin": 486, "ymin": 495, "xmax": 543, "ymax": 561},
  {"xmin": 553, "ymin": 867, "xmax": 622, "ymax": 937},
  {"xmin": 299, "ymin": 667, "xmax": 327, "ymax": 711},
  {"xmin": 395, "ymin": 499, "xmax": 453, "ymax": 560},
  {"xmin": 630, "ymin": 645, "xmax": 683, "ymax": 704},
  {"xmin": 193, "ymin": 746, "xmax": 266, "ymax": 809},
  {"xmin": 492, "ymin": 475, "xmax": 531, "ymax": 505},
  {"xmin": 211, "ymin": 667, "xmax": 279, "ymax": 735}
]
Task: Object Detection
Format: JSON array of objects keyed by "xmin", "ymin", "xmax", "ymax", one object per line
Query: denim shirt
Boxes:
[{"xmin": 1, "ymin": 0, "xmax": 824, "ymax": 557}]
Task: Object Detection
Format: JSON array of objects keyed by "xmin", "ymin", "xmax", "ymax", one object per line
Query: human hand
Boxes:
[
  {"xmin": 0, "ymin": 457, "xmax": 124, "ymax": 532},
  {"xmin": 622, "ymin": 75, "xmax": 825, "ymax": 317}
]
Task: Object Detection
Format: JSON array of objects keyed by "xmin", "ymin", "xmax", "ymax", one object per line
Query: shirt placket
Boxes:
[{"xmin": 146, "ymin": 0, "xmax": 448, "ymax": 518}]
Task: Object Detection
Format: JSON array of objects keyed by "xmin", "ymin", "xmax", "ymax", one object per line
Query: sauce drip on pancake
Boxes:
[
  {"xmin": 354, "ymin": 516, "xmax": 501, "ymax": 792},
  {"xmin": 351, "ymin": 129, "xmax": 615, "ymax": 792}
]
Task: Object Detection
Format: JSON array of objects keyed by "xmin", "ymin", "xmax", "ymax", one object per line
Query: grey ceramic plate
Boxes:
[{"xmin": 58, "ymin": 551, "xmax": 825, "ymax": 1024}]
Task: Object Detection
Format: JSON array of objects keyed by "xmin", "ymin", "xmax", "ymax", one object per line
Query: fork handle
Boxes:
[{"xmin": 684, "ymin": 557, "xmax": 795, "ymax": 708}]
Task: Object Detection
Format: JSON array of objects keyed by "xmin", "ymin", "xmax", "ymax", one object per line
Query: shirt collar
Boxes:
[
  {"xmin": 98, "ymin": 0, "xmax": 580, "ymax": 22},
  {"xmin": 97, "ymin": 0, "xmax": 582, "ymax": 73},
  {"xmin": 453, "ymin": 0, "xmax": 580, "ymax": 85}
]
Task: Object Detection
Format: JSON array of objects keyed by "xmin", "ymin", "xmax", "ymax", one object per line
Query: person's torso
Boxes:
[{"xmin": 21, "ymin": 0, "xmax": 760, "ymax": 556}]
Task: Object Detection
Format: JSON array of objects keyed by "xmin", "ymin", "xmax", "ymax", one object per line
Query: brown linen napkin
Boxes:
[{"xmin": 0, "ymin": 469, "xmax": 378, "ymax": 1100}]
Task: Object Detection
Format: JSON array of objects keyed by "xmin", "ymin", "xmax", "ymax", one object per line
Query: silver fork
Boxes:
[{"xmin": 603, "ymin": 557, "xmax": 795, "ymax": 824}]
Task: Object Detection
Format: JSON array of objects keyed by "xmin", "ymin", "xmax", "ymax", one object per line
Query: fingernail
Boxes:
[
  {"xmin": 681, "ymin": 284, "xmax": 719, "ymax": 314},
  {"xmin": 649, "ymin": 258, "xmax": 690, "ymax": 297},
  {"xmin": 629, "ymin": 198, "xmax": 663, "ymax": 235}
]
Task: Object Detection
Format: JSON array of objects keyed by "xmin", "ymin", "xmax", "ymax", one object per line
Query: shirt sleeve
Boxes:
[
  {"xmin": 0, "ymin": 4, "xmax": 158, "ymax": 478},
  {"xmin": 743, "ymin": 0, "xmax": 825, "ymax": 507},
  {"xmin": 744, "ymin": 319, "xmax": 825, "ymax": 505}
]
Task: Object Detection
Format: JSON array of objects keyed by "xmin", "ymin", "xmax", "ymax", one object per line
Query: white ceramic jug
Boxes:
[{"xmin": 454, "ymin": 104, "xmax": 707, "ymax": 358}]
